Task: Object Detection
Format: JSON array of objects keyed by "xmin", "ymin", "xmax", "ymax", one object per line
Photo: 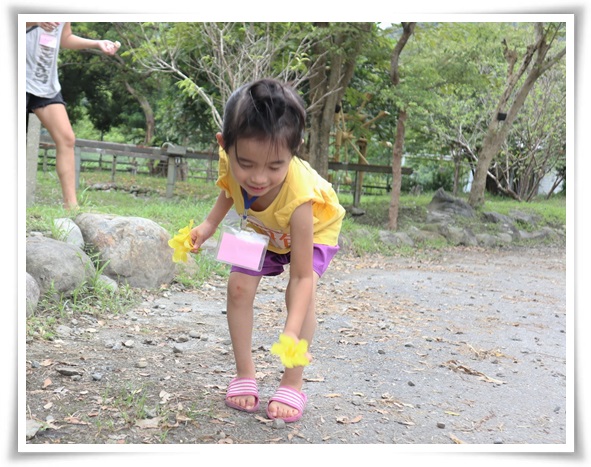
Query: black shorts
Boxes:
[{"xmin": 26, "ymin": 92, "xmax": 66, "ymax": 113}]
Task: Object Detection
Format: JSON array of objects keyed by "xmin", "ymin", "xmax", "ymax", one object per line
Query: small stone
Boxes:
[
  {"xmin": 136, "ymin": 360, "xmax": 148, "ymax": 368},
  {"xmin": 189, "ymin": 330, "xmax": 200, "ymax": 338},
  {"xmin": 436, "ymin": 422, "xmax": 445, "ymax": 429},
  {"xmin": 56, "ymin": 366, "xmax": 83, "ymax": 377},
  {"xmin": 56, "ymin": 325, "xmax": 72, "ymax": 337},
  {"xmin": 26, "ymin": 419, "xmax": 43, "ymax": 440},
  {"xmin": 271, "ymin": 418, "xmax": 286, "ymax": 429},
  {"xmin": 92, "ymin": 373, "xmax": 103, "ymax": 381},
  {"xmin": 408, "ymin": 381, "xmax": 415, "ymax": 387},
  {"xmin": 173, "ymin": 344, "xmax": 184, "ymax": 353},
  {"xmin": 176, "ymin": 335, "xmax": 189, "ymax": 343}
]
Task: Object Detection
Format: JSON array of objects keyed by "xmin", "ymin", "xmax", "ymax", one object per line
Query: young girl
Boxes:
[
  {"xmin": 189, "ymin": 78, "xmax": 345, "ymax": 422},
  {"xmin": 26, "ymin": 22, "xmax": 120, "ymax": 209}
]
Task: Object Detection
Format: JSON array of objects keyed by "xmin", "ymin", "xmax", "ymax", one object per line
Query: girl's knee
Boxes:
[
  {"xmin": 227, "ymin": 278, "xmax": 257, "ymax": 303},
  {"xmin": 55, "ymin": 130, "xmax": 76, "ymax": 150}
]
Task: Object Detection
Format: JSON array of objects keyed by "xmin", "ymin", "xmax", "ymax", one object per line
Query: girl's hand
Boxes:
[
  {"xmin": 97, "ymin": 39, "xmax": 121, "ymax": 55},
  {"xmin": 189, "ymin": 220, "xmax": 218, "ymax": 253},
  {"xmin": 189, "ymin": 226, "xmax": 204, "ymax": 253},
  {"xmin": 38, "ymin": 22, "xmax": 60, "ymax": 32}
]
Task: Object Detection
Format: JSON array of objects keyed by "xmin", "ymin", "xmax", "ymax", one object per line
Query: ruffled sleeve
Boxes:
[
  {"xmin": 274, "ymin": 181, "xmax": 342, "ymax": 230},
  {"xmin": 215, "ymin": 147, "xmax": 232, "ymax": 197}
]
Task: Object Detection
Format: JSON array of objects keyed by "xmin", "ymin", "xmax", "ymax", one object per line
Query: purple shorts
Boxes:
[{"xmin": 231, "ymin": 244, "xmax": 339, "ymax": 277}]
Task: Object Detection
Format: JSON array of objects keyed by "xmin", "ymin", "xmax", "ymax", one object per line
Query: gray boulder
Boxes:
[
  {"xmin": 75, "ymin": 213, "xmax": 175, "ymax": 289},
  {"xmin": 26, "ymin": 236, "xmax": 96, "ymax": 297},
  {"xmin": 26, "ymin": 273, "xmax": 40, "ymax": 317},
  {"xmin": 53, "ymin": 217, "xmax": 84, "ymax": 248},
  {"xmin": 428, "ymin": 187, "xmax": 475, "ymax": 218}
]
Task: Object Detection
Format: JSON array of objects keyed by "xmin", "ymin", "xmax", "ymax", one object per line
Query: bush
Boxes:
[{"xmin": 402, "ymin": 158, "xmax": 458, "ymax": 193}]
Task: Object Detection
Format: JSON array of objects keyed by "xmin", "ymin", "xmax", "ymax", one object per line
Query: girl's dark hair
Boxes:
[{"xmin": 221, "ymin": 78, "xmax": 306, "ymax": 156}]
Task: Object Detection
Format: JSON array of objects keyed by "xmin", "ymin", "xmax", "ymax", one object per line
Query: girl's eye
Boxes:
[{"xmin": 237, "ymin": 160, "xmax": 253, "ymax": 169}]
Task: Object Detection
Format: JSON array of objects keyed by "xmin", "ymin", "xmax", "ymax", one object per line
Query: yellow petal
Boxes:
[{"xmin": 270, "ymin": 334, "xmax": 309, "ymax": 368}]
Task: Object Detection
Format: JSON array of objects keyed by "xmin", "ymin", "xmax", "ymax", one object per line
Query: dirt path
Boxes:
[{"xmin": 24, "ymin": 246, "xmax": 568, "ymax": 447}]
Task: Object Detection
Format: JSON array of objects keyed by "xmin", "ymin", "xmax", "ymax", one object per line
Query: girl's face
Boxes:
[{"xmin": 221, "ymin": 134, "xmax": 292, "ymax": 201}]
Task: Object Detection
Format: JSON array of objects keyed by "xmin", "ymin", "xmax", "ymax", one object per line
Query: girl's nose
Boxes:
[{"xmin": 250, "ymin": 171, "xmax": 267, "ymax": 185}]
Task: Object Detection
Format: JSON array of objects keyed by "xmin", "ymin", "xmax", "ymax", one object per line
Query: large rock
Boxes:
[
  {"xmin": 26, "ymin": 273, "xmax": 40, "ymax": 317},
  {"xmin": 427, "ymin": 187, "xmax": 475, "ymax": 218},
  {"xmin": 26, "ymin": 236, "xmax": 96, "ymax": 297},
  {"xmin": 53, "ymin": 217, "xmax": 85, "ymax": 248},
  {"xmin": 75, "ymin": 213, "xmax": 175, "ymax": 289}
]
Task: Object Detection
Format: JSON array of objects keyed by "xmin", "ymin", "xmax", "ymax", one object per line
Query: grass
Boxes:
[{"xmin": 26, "ymin": 168, "xmax": 566, "ymax": 337}]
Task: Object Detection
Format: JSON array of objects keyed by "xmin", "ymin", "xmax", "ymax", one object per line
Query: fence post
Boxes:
[
  {"xmin": 26, "ymin": 113, "xmax": 42, "ymax": 207},
  {"xmin": 353, "ymin": 138, "xmax": 368, "ymax": 208},
  {"xmin": 165, "ymin": 144, "xmax": 187, "ymax": 198},
  {"xmin": 111, "ymin": 155, "xmax": 117, "ymax": 182}
]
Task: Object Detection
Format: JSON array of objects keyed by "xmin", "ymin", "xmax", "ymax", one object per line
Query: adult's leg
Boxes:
[
  {"xmin": 267, "ymin": 272, "xmax": 319, "ymax": 419},
  {"xmin": 225, "ymin": 271, "xmax": 262, "ymax": 410},
  {"xmin": 33, "ymin": 103, "xmax": 77, "ymax": 209}
]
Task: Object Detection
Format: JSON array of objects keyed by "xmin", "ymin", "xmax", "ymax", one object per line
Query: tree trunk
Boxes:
[
  {"xmin": 124, "ymin": 81, "xmax": 155, "ymax": 146},
  {"xmin": 305, "ymin": 23, "xmax": 373, "ymax": 179},
  {"xmin": 468, "ymin": 22, "xmax": 566, "ymax": 207},
  {"xmin": 388, "ymin": 110, "xmax": 407, "ymax": 230},
  {"xmin": 387, "ymin": 22, "xmax": 416, "ymax": 230}
]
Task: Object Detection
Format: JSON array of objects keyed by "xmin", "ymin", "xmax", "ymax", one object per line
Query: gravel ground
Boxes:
[{"xmin": 22, "ymin": 245, "xmax": 571, "ymax": 458}]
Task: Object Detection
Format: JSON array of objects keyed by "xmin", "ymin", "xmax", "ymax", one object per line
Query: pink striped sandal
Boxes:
[
  {"xmin": 266, "ymin": 386, "xmax": 308, "ymax": 423},
  {"xmin": 225, "ymin": 377, "xmax": 260, "ymax": 413}
]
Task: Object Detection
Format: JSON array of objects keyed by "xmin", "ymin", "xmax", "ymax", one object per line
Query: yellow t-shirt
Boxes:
[{"xmin": 216, "ymin": 148, "xmax": 345, "ymax": 254}]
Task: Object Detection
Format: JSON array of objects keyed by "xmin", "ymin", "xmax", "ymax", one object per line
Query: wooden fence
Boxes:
[{"xmin": 29, "ymin": 125, "xmax": 412, "ymax": 206}]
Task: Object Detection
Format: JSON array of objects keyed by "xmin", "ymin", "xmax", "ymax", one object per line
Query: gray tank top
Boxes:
[{"xmin": 26, "ymin": 23, "xmax": 64, "ymax": 98}]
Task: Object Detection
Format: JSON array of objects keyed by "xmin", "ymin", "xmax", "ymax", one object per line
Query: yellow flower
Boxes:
[
  {"xmin": 270, "ymin": 333, "xmax": 310, "ymax": 368},
  {"xmin": 168, "ymin": 220, "xmax": 195, "ymax": 263}
]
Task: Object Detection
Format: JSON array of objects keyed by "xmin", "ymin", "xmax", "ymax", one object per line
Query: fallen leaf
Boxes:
[
  {"xmin": 42, "ymin": 378, "xmax": 52, "ymax": 389},
  {"xmin": 449, "ymin": 433, "xmax": 466, "ymax": 444},
  {"xmin": 135, "ymin": 416, "xmax": 163, "ymax": 429},
  {"xmin": 63, "ymin": 416, "xmax": 89, "ymax": 425},
  {"xmin": 336, "ymin": 415, "xmax": 363, "ymax": 424},
  {"xmin": 304, "ymin": 377, "xmax": 325, "ymax": 382},
  {"xmin": 325, "ymin": 393, "xmax": 342, "ymax": 398},
  {"xmin": 159, "ymin": 390, "xmax": 172, "ymax": 404}
]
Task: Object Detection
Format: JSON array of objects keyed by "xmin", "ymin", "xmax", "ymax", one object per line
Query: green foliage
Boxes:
[
  {"xmin": 57, "ymin": 21, "xmax": 566, "ymax": 202},
  {"xmin": 402, "ymin": 157, "xmax": 458, "ymax": 193}
]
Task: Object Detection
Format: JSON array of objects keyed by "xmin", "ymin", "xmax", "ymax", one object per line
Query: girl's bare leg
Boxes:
[
  {"xmin": 33, "ymin": 104, "xmax": 78, "ymax": 209},
  {"xmin": 267, "ymin": 273, "xmax": 319, "ymax": 419},
  {"xmin": 225, "ymin": 271, "xmax": 262, "ymax": 410}
]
